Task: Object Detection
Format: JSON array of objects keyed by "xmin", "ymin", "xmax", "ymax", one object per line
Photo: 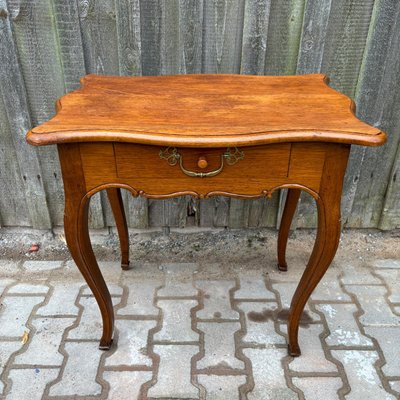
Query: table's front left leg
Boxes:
[
  {"xmin": 64, "ymin": 192, "xmax": 114, "ymax": 350},
  {"xmin": 59, "ymin": 143, "xmax": 114, "ymax": 350}
]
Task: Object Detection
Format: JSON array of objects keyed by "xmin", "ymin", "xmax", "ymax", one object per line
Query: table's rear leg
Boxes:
[
  {"xmin": 106, "ymin": 188, "xmax": 130, "ymax": 270},
  {"xmin": 64, "ymin": 192, "xmax": 114, "ymax": 350},
  {"xmin": 277, "ymin": 188, "xmax": 301, "ymax": 271}
]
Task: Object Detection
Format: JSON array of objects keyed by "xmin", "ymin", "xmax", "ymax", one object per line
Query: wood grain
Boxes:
[{"xmin": 27, "ymin": 74, "xmax": 385, "ymax": 147}]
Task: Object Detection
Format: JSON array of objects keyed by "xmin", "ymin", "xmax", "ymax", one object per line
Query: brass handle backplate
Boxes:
[{"xmin": 159, "ymin": 147, "xmax": 245, "ymax": 178}]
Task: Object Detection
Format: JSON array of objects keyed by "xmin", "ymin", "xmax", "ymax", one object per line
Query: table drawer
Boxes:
[
  {"xmin": 112, "ymin": 143, "xmax": 290, "ymax": 196},
  {"xmin": 116, "ymin": 143, "xmax": 290, "ymax": 178},
  {"xmin": 79, "ymin": 142, "xmax": 333, "ymax": 196}
]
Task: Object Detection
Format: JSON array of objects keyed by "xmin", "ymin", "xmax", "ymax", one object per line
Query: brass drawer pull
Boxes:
[{"xmin": 159, "ymin": 147, "xmax": 244, "ymax": 178}]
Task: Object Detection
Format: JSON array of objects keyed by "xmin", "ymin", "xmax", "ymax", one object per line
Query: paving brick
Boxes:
[
  {"xmin": 23, "ymin": 260, "xmax": 63, "ymax": 272},
  {"xmin": 234, "ymin": 275, "xmax": 275, "ymax": 300},
  {"xmin": 82, "ymin": 283, "xmax": 123, "ymax": 296},
  {"xmin": 267, "ymin": 265, "xmax": 304, "ymax": 282},
  {"xmin": 0, "ymin": 278, "xmax": 15, "ymax": 296},
  {"xmin": 7, "ymin": 368, "xmax": 59, "ymax": 400},
  {"xmin": 68, "ymin": 295, "xmax": 121, "ymax": 340},
  {"xmin": 7, "ymin": 284, "xmax": 48, "ymax": 294},
  {"xmin": 243, "ymin": 348, "xmax": 298, "ymax": 400},
  {"xmin": 288, "ymin": 325, "xmax": 337, "ymax": 373},
  {"xmin": 0, "ymin": 296, "xmax": 44, "ymax": 337},
  {"xmin": 374, "ymin": 259, "xmax": 400, "ymax": 269},
  {"xmin": 14, "ymin": 317, "xmax": 73, "ymax": 366},
  {"xmin": 237, "ymin": 302, "xmax": 285, "ymax": 346},
  {"xmin": 332, "ymin": 350, "xmax": 397, "ymax": 400},
  {"xmin": 0, "ymin": 260, "xmax": 20, "ymax": 276},
  {"xmin": 345, "ymin": 286, "xmax": 400, "ymax": 326},
  {"xmin": 389, "ymin": 381, "xmax": 400, "ymax": 394},
  {"xmin": 0, "ymin": 342, "xmax": 22, "ymax": 394},
  {"xmin": 105, "ymin": 320, "xmax": 156, "ymax": 367},
  {"xmin": 374, "ymin": 269, "xmax": 400, "ymax": 303},
  {"xmin": 364, "ymin": 326, "xmax": 400, "ymax": 377},
  {"xmin": 154, "ymin": 299, "xmax": 198, "ymax": 342},
  {"xmin": 316, "ymin": 303, "xmax": 373, "ymax": 347},
  {"xmin": 37, "ymin": 283, "xmax": 81, "ymax": 316},
  {"xmin": 292, "ymin": 377, "xmax": 342, "ymax": 400},
  {"xmin": 148, "ymin": 345, "xmax": 199, "ymax": 399},
  {"xmin": 197, "ymin": 375, "xmax": 247, "ymax": 400},
  {"xmin": 196, "ymin": 280, "xmax": 239, "ymax": 320},
  {"xmin": 310, "ymin": 268, "xmax": 351, "ymax": 302},
  {"xmin": 197, "ymin": 322, "xmax": 244, "ymax": 370},
  {"xmin": 158, "ymin": 262, "xmax": 198, "ymax": 297},
  {"xmin": 49, "ymin": 342, "xmax": 103, "ymax": 396},
  {"xmin": 103, "ymin": 371, "xmax": 152, "ymax": 399},
  {"xmin": 118, "ymin": 281, "xmax": 160, "ymax": 316},
  {"xmin": 341, "ymin": 264, "xmax": 381, "ymax": 284},
  {"xmin": 272, "ymin": 282, "xmax": 320, "ymax": 322}
]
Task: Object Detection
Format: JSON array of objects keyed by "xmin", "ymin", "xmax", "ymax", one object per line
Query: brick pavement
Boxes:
[{"xmin": 0, "ymin": 257, "xmax": 399, "ymax": 399}]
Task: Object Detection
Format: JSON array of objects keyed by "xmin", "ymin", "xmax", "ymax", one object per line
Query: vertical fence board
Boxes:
[
  {"xmin": 202, "ymin": 0, "xmax": 245, "ymax": 228},
  {"xmin": 264, "ymin": 0, "xmax": 306, "ymax": 228},
  {"xmin": 264, "ymin": 0, "xmax": 305, "ymax": 75},
  {"xmin": 0, "ymin": 93, "xmax": 29, "ymax": 226},
  {"xmin": 240, "ymin": 0, "xmax": 271, "ymax": 75},
  {"xmin": 7, "ymin": 0, "xmax": 65, "ymax": 227},
  {"xmin": 321, "ymin": 0, "xmax": 375, "ymax": 97},
  {"xmin": 202, "ymin": 0, "xmax": 245, "ymax": 73},
  {"xmin": 296, "ymin": 0, "xmax": 332, "ymax": 74},
  {"xmin": 115, "ymin": 0, "xmax": 148, "ymax": 228},
  {"xmin": 52, "ymin": 0, "xmax": 86, "ymax": 91},
  {"xmin": 344, "ymin": 0, "xmax": 400, "ymax": 228},
  {"xmin": 77, "ymin": 0, "xmax": 121, "ymax": 228},
  {"xmin": 285, "ymin": 0, "xmax": 332, "ymax": 228},
  {"xmin": 380, "ymin": 143, "xmax": 400, "ymax": 229},
  {"xmin": 1, "ymin": 0, "xmax": 52, "ymax": 229}
]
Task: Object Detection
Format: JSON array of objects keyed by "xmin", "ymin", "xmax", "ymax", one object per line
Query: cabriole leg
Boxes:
[
  {"xmin": 106, "ymin": 188, "xmax": 130, "ymax": 270},
  {"xmin": 277, "ymin": 188, "xmax": 301, "ymax": 271}
]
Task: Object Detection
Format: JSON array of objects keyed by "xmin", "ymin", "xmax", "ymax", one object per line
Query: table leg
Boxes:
[
  {"xmin": 287, "ymin": 146, "xmax": 348, "ymax": 356},
  {"xmin": 106, "ymin": 188, "xmax": 130, "ymax": 270},
  {"xmin": 277, "ymin": 188, "xmax": 301, "ymax": 271},
  {"xmin": 64, "ymin": 191, "xmax": 114, "ymax": 350}
]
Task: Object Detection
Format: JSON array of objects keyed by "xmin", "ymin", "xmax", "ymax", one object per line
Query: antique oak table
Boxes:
[{"xmin": 26, "ymin": 74, "xmax": 386, "ymax": 356}]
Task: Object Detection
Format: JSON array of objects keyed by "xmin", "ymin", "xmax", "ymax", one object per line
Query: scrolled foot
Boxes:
[
  {"xmin": 277, "ymin": 262, "xmax": 288, "ymax": 272},
  {"xmin": 99, "ymin": 338, "xmax": 113, "ymax": 351},
  {"xmin": 288, "ymin": 343, "xmax": 301, "ymax": 357},
  {"xmin": 121, "ymin": 261, "xmax": 130, "ymax": 271}
]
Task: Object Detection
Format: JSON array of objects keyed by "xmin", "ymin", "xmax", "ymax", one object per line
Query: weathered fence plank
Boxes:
[
  {"xmin": 380, "ymin": 143, "xmax": 400, "ymax": 229},
  {"xmin": 1, "ymin": 0, "xmax": 52, "ymax": 229},
  {"xmin": 264, "ymin": 0, "xmax": 305, "ymax": 75},
  {"xmin": 287, "ymin": 0, "xmax": 332, "ymax": 228},
  {"xmin": 241, "ymin": 0, "xmax": 271, "ymax": 75},
  {"xmin": 344, "ymin": 0, "xmax": 400, "ymax": 228},
  {"xmin": 0, "ymin": 93, "xmax": 29, "ymax": 226},
  {"xmin": 114, "ymin": 0, "xmax": 148, "ymax": 228}
]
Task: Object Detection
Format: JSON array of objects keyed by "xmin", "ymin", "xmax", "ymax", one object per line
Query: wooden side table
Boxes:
[{"xmin": 26, "ymin": 74, "xmax": 386, "ymax": 356}]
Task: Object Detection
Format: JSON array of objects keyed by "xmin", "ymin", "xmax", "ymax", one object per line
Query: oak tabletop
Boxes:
[{"xmin": 27, "ymin": 74, "xmax": 386, "ymax": 148}]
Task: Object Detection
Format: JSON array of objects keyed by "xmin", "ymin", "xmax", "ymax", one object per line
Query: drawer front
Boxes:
[
  {"xmin": 79, "ymin": 142, "xmax": 334, "ymax": 196},
  {"xmin": 114, "ymin": 143, "xmax": 291, "ymax": 196}
]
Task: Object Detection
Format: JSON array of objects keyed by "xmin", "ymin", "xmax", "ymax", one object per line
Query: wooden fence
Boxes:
[{"xmin": 0, "ymin": 0, "xmax": 399, "ymax": 230}]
